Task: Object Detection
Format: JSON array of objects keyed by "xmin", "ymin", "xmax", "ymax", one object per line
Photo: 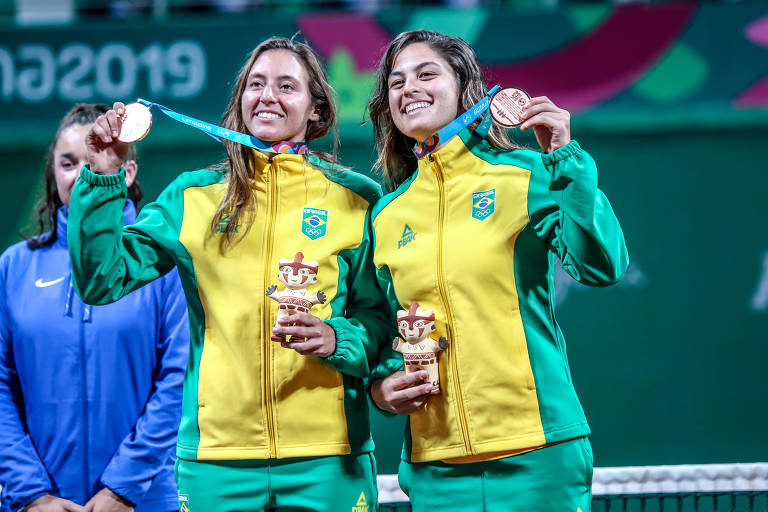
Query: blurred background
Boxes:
[{"xmin": 1, "ymin": 0, "xmax": 766, "ymax": 477}]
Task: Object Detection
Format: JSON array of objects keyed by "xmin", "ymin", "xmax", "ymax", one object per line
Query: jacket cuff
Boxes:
[
  {"xmin": 80, "ymin": 164, "xmax": 126, "ymax": 187},
  {"xmin": 321, "ymin": 318, "xmax": 353, "ymax": 367},
  {"xmin": 97, "ymin": 478, "xmax": 142, "ymax": 508},
  {"xmin": 368, "ymin": 358, "xmax": 402, "ymax": 384},
  {"xmin": 541, "ymin": 140, "xmax": 582, "ymax": 166},
  {"xmin": 364, "ymin": 357, "xmax": 404, "ymax": 417},
  {"xmin": 17, "ymin": 491, "xmax": 50, "ymax": 512},
  {"xmin": 99, "ymin": 463, "xmax": 148, "ymax": 507}
]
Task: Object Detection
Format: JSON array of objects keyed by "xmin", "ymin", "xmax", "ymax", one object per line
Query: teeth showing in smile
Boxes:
[
  {"xmin": 405, "ymin": 102, "xmax": 431, "ymax": 114},
  {"xmin": 257, "ymin": 112, "xmax": 282, "ymax": 119}
]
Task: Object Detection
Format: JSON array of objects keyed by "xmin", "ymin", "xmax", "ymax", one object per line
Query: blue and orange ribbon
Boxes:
[
  {"xmin": 412, "ymin": 85, "xmax": 500, "ymax": 159},
  {"xmin": 138, "ymin": 99, "xmax": 308, "ymax": 155}
]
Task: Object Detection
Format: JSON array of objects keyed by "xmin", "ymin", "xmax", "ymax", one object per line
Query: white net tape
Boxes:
[
  {"xmin": 593, "ymin": 463, "xmax": 768, "ymax": 496},
  {"xmin": 378, "ymin": 463, "xmax": 768, "ymax": 503},
  {"xmin": 378, "ymin": 474, "xmax": 410, "ymax": 504}
]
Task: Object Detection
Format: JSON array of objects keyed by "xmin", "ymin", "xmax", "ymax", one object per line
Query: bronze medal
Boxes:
[{"xmin": 489, "ymin": 87, "xmax": 531, "ymax": 128}]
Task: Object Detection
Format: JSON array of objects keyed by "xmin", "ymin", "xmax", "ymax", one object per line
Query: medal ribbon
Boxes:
[
  {"xmin": 138, "ymin": 99, "xmax": 309, "ymax": 155},
  {"xmin": 412, "ymin": 85, "xmax": 499, "ymax": 159}
]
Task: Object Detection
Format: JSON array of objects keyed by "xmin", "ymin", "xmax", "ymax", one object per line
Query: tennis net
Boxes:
[{"xmin": 378, "ymin": 463, "xmax": 768, "ymax": 511}]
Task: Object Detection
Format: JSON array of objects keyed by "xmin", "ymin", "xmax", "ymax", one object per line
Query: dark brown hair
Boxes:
[
  {"xmin": 367, "ymin": 30, "xmax": 522, "ymax": 191},
  {"xmin": 27, "ymin": 103, "xmax": 141, "ymax": 249}
]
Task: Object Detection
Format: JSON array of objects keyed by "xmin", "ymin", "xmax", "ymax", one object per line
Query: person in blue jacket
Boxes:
[{"xmin": 0, "ymin": 104, "xmax": 189, "ymax": 512}]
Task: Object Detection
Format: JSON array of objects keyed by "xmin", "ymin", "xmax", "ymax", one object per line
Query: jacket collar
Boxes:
[
  {"xmin": 416, "ymin": 127, "xmax": 475, "ymax": 177},
  {"xmin": 249, "ymin": 148, "xmax": 308, "ymax": 176}
]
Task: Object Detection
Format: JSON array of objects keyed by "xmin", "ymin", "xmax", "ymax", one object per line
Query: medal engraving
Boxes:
[
  {"xmin": 490, "ymin": 87, "xmax": 531, "ymax": 128},
  {"xmin": 118, "ymin": 102, "xmax": 153, "ymax": 143}
]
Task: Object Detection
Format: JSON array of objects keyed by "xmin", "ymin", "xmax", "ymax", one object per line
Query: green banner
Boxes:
[{"xmin": 1, "ymin": 4, "xmax": 768, "ymax": 144}]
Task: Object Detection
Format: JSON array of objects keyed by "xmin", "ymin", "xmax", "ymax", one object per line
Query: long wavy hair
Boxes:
[
  {"xmin": 26, "ymin": 103, "xmax": 141, "ymax": 249},
  {"xmin": 367, "ymin": 30, "xmax": 522, "ymax": 191},
  {"xmin": 211, "ymin": 37, "xmax": 339, "ymax": 251}
]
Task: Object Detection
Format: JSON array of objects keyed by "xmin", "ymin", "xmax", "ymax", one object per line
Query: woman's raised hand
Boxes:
[
  {"xmin": 85, "ymin": 102, "xmax": 131, "ymax": 175},
  {"xmin": 519, "ymin": 96, "xmax": 571, "ymax": 154}
]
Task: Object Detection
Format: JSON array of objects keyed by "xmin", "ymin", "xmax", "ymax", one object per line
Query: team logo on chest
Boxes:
[
  {"xmin": 472, "ymin": 189, "xmax": 496, "ymax": 221},
  {"xmin": 302, "ymin": 207, "xmax": 328, "ymax": 240},
  {"xmin": 398, "ymin": 224, "xmax": 416, "ymax": 249},
  {"xmin": 215, "ymin": 214, "xmax": 239, "ymax": 233}
]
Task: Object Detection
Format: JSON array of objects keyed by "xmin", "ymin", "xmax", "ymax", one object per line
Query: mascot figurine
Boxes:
[
  {"xmin": 266, "ymin": 252, "xmax": 325, "ymax": 342},
  {"xmin": 392, "ymin": 302, "xmax": 449, "ymax": 394}
]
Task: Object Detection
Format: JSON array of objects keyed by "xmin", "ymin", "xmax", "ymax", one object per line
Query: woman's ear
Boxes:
[
  {"xmin": 124, "ymin": 159, "xmax": 138, "ymax": 187},
  {"xmin": 309, "ymin": 104, "xmax": 321, "ymax": 123}
]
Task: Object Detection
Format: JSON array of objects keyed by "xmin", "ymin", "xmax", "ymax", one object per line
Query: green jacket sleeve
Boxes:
[
  {"xmin": 528, "ymin": 141, "xmax": 629, "ymax": 286},
  {"xmin": 367, "ymin": 262, "xmax": 403, "ymax": 381},
  {"xmin": 364, "ymin": 261, "xmax": 405, "ymax": 416},
  {"xmin": 68, "ymin": 165, "xmax": 184, "ymax": 305},
  {"xmin": 323, "ymin": 206, "xmax": 398, "ymax": 379}
]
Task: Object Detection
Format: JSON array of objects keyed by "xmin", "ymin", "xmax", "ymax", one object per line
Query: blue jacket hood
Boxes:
[{"xmin": 52, "ymin": 201, "xmax": 136, "ymax": 248}]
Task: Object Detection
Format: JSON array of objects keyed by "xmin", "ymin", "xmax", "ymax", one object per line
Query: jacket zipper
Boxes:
[
  {"xmin": 263, "ymin": 157, "xmax": 278, "ymax": 458},
  {"xmin": 430, "ymin": 154, "xmax": 473, "ymax": 454},
  {"xmin": 77, "ymin": 280, "xmax": 90, "ymax": 497}
]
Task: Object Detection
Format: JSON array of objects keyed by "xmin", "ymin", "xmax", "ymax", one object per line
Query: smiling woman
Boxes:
[
  {"xmin": 386, "ymin": 44, "xmax": 460, "ymax": 143},
  {"xmin": 368, "ymin": 32, "xmax": 521, "ymax": 191},
  {"xmin": 210, "ymin": 38, "xmax": 338, "ymax": 250},
  {"xmin": 366, "ymin": 30, "xmax": 629, "ymax": 512},
  {"xmin": 241, "ymin": 49, "xmax": 320, "ymax": 143},
  {"xmin": 65, "ymin": 38, "xmax": 393, "ymax": 512}
]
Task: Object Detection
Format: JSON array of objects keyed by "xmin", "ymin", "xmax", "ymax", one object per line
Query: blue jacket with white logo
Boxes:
[{"xmin": 0, "ymin": 203, "xmax": 189, "ymax": 512}]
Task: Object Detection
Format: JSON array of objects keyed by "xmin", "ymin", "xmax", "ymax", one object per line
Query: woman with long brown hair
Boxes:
[
  {"xmin": 367, "ymin": 30, "xmax": 628, "ymax": 511},
  {"xmin": 67, "ymin": 38, "xmax": 390, "ymax": 512}
]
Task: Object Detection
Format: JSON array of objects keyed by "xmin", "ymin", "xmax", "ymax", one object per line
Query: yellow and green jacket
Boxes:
[
  {"xmin": 370, "ymin": 129, "xmax": 628, "ymax": 463},
  {"xmin": 68, "ymin": 150, "xmax": 393, "ymax": 461}
]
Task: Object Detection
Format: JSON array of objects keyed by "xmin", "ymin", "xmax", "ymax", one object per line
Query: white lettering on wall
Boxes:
[{"xmin": 0, "ymin": 40, "xmax": 207, "ymax": 103}]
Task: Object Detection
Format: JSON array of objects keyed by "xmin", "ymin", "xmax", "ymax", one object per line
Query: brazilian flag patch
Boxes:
[
  {"xmin": 302, "ymin": 207, "xmax": 328, "ymax": 240},
  {"xmin": 472, "ymin": 189, "xmax": 495, "ymax": 221}
]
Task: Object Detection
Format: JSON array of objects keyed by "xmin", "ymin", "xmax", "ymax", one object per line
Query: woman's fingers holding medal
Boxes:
[
  {"xmin": 91, "ymin": 102, "xmax": 125, "ymax": 143},
  {"xmin": 273, "ymin": 312, "xmax": 337, "ymax": 358},
  {"xmin": 106, "ymin": 103, "xmax": 125, "ymax": 139},
  {"xmin": 519, "ymin": 96, "xmax": 571, "ymax": 154},
  {"xmin": 85, "ymin": 102, "xmax": 130, "ymax": 174}
]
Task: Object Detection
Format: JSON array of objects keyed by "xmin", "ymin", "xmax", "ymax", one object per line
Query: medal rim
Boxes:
[
  {"xmin": 118, "ymin": 102, "xmax": 153, "ymax": 143},
  {"xmin": 490, "ymin": 86, "xmax": 531, "ymax": 129}
]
